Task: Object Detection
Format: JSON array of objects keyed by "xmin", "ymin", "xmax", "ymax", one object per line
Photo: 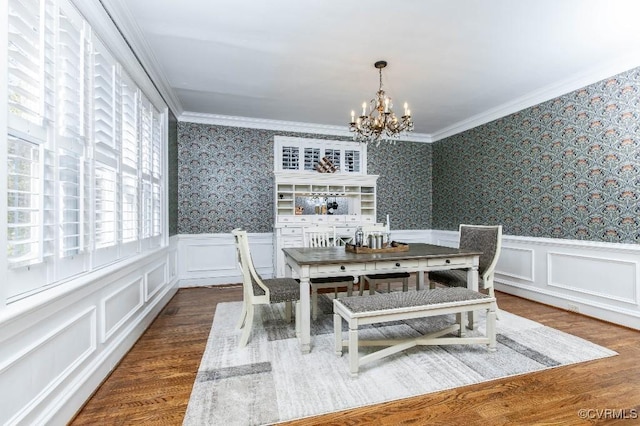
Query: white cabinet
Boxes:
[
  {"xmin": 273, "ymin": 172, "xmax": 379, "ymax": 277},
  {"xmin": 272, "ymin": 136, "xmax": 378, "ymax": 277}
]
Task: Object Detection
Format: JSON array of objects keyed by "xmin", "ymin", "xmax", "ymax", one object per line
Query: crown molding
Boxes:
[
  {"xmin": 430, "ymin": 52, "xmax": 640, "ymax": 142},
  {"xmin": 97, "ymin": 0, "xmax": 184, "ymax": 117},
  {"xmin": 179, "ymin": 112, "xmax": 433, "ymax": 143}
]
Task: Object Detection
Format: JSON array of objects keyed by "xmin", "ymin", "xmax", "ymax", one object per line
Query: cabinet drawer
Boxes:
[
  {"xmin": 427, "ymin": 257, "xmax": 471, "ymax": 267},
  {"xmin": 292, "ymin": 216, "xmax": 313, "ymax": 224},
  {"xmin": 314, "ymin": 263, "xmax": 365, "ymax": 274},
  {"xmin": 280, "ymin": 227, "xmax": 301, "ymax": 236},
  {"xmin": 345, "ymin": 216, "xmax": 360, "ymax": 223},
  {"xmin": 327, "ymin": 215, "xmax": 345, "ymax": 223},
  {"xmin": 361, "ymin": 216, "xmax": 376, "ymax": 223},
  {"xmin": 369, "ymin": 259, "xmax": 420, "ymax": 271},
  {"xmin": 336, "ymin": 227, "xmax": 355, "ymax": 236},
  {"xmin": 278, "ymin": 216, "xmax": 295, "ymax": 223}
]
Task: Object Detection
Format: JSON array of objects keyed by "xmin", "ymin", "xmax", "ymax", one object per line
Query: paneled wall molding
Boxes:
[
  {"xmin": 496, "ymin": 246, "xmax": 535, "ymax": 282},
  {"xmin": 546, "ymin": 251, "xmax": 638, "ymax": 305},
  {"xmin": 428, "ymin": 229, "xmax": 639, "ymax": 330},
  {"xmin": 179, "ymin": 112, "xmax": 433, "ymax": 143},
  {"xmin": 177, "ymin": 230, "xmax": 434, "ymax": 287},
  {"xmin": 0, "ymin": 240, "xmax": 179, "ymax": 425}
]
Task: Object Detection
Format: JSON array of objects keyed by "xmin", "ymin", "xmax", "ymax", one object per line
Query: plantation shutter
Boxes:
[
  {"xmin": 92, "ymin": 38, "xmax": 118, "ymax": 251},
  {"xmin": 120, "ymin": 71, "xmax": 139, "ymax": 245},
  {"xmin": 140, "ymin": 95, "xmax": 153, "ymax": 240},
  {"xmin": 55, "ymin": 0, "xmax": 88, "ymax": 261},
  {"xmin": 58, "ymin": 149, "xmax": 83, "ymax": 257},
  {"xmin": 7, "ymin": 136, "xmax": 42, "ymax": 267},
  {"xmin": 7, "ymin": 0, "xmax": 52, "ymax": 139},
  {"xmin": 151, "ymin": 107, "xmax": 162, "ymax": 238}
]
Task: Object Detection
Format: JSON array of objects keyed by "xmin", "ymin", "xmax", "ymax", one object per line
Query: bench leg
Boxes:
[
  {"xmin": 487, "ymin": 305, "xmax": 497, "ymax": 352},
  {"xmin": 334, "ymin": 313, "xmax": 343, "ymax": 356},
  {"xmin": 349, "ymin": 325, "xmax": 359, "ymax": 377},
  {"xmin": 284, "ymin": 301, "xmax": 292, "ymax": 322},
  {"xmin": 456, "ymin": 312, "xmax": 465, "ymax": 337},
  {"xmin": 466, "ymin": 310, "xmax": 475, "ymax": 330}
]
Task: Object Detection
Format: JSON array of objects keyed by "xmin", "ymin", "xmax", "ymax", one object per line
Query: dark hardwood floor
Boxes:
[{"xmin": 70, "ymin": 284, "xmax": 639, "ymax": 425}]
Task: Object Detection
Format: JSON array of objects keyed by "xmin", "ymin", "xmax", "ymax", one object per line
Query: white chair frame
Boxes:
[
  {"xmin": 233, "ymin": 228, "xmax": 299, "ymax": 347},
  {"xmin": 360, "ymin": 224, "xmax": 412, "ymax": 295},
  {"xmin": 303, "ymin": 226, "xmax": 355, "ymax": 320},
  {"xmin": 429, "ymin": 224, "xmax": 503, "ymax": 319}
]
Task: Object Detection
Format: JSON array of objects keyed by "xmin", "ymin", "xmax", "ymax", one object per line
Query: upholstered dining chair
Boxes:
[
  {"xmin": 232, "ymin": 228, "xmax": 300, "ymax": 348},
  {"xmin": 428, "ymin": 224, "xmax": 502, "ymax": 317},
  {"xmin": 302, "ymin": 226, "xmax": 355, "ymax": 320},
  {"xmin": 360, "ymin": 224, "xmax": 412, "ymax": 295}
]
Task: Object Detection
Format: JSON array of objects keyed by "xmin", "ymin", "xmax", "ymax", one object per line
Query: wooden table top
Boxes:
[{"xmin": 281, "ymin": 243, "xmax": 481, "ymax": 265}]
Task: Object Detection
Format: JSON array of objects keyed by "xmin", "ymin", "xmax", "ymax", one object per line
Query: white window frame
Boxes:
[
  {"xmin": 274, "ymin": 136, "xmax": 367, "ymax": 174},
  {"xmin": 3, "ymin": 0, "xmax": 168, "ymax": 303}
]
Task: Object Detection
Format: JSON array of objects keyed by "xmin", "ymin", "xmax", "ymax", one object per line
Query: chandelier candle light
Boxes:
[{"xmin": 349, "ymin": 60, "xmax": 414, "ymax": 145}]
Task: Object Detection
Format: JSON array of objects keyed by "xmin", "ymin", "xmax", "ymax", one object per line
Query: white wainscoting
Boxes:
[
  {"xmin": 178, "ymin": 230, "xmax": 639, "ymax": 330},
  {"xmin": 430, "ymin": 230, "xmax": 640, "ymax": 330},
  {"xmin": 0, "ymin": 237, "xmax": 179, "ymax": 426},
  {"xmin": 177, "ymin": 230, "xmax": 433, "ymax": 287},
  {"xmin": 178, "ymin": 233, "xmax": 278, "ymax": 286}
]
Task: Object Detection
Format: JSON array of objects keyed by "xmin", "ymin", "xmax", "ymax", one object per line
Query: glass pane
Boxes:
[
  {"xmin": 58, "ymin": 149, "xmax": 81, "ymax": 257},
  {"xmin": 281, "ymin": 146, "xmax": 299, "ymax": 170},
  {"xmin": 304, "ymin": 147, "xmax": 320, "ymax": 171},
  {"xmin": 7, "ymin": 135, "xmax": 41, "ymax": 265},
  {"xmin": 95, "ymin": 164, "xmax": 117, "ymax": 248}
]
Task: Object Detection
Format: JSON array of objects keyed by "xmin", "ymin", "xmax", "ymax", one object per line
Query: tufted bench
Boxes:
[{"xmin": 333, "ymin": 287, "xmax": 497, "ymax": 376}]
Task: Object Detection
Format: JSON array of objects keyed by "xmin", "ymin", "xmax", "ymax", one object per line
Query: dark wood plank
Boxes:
[{"xmin": 70, "ymin": 283, "xmax": 640, "ymax": 426}]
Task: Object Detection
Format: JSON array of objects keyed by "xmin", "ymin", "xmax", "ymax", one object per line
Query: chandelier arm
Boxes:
[{"xmin": 349, "ymin": 60, "xmax": 413, "ymax": 144}]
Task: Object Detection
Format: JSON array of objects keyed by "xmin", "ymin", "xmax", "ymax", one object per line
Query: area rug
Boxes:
[{"xmin": 183, "ymin": 295, "xmax": 617, "ymax": 425}]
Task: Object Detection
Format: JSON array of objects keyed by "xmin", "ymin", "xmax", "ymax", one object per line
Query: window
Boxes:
[
  {"xmin": 7, "ymin": 135, "xmax": 41, "ymax": 267},
  {"xmin": 274, "ymin": 136, "xmax": 367, "ymax": 174},
  {"xmin": 4, "ymin": 0, "xmax": 166, "ymax": 300}
]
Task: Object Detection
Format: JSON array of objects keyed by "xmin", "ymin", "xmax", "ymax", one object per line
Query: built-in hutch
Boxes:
[{"xmin": 273, "ymin": 136, "xmax": 378, "ymax": 276}]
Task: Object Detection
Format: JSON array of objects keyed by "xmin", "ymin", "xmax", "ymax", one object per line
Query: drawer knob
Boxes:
[
  {"xmin": 340, "ymin": 265, "xmax": 346, "ymax": 271},
  {"xmin": 445, "ymin": 259, "xmax": 450, "ymax": 264},
  {"xmin": 395, "ymin": 262, "xmax": 401, "ymax": 267}
]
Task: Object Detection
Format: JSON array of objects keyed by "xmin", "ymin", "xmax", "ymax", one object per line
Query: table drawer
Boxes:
[
  {"xmin": 282, "ymin": 237, "xmax": 302, "ymax": 247},
  {"xmin": 427, "ymin": 257, "xmax": 471, "ymax": 267},
  {"xmin": 314, "ymin": 263, "xmax": 365, "ymax": 274},
  {"xmin": 370, "ymin": 259, "xmax": 420, "ymax": 271}
]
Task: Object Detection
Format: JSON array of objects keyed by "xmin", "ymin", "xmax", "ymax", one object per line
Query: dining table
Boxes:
[{"xmin": 281, "ymin": 243, "xmax": 481, "ymax": 353}]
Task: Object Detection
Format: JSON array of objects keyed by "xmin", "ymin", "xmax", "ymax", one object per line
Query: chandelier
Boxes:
[{"xmin": 349, "ymin": 60, "xmax": 414, "ymax": 145}]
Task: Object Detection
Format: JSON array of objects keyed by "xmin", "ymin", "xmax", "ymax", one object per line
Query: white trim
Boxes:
[
  {"xmin": 179, "ymin": 112, "xmax": 434, "ymax": 143},
  {"xmin": 495, "ymin": 278, "xmax": 639, "ymax": 330},
  {"xmin": 93, "ymin": 0, "xmax": 183, "ymax": 116},
  {"xmin": 495, "ymin": 246, "xmax": 535, "ymax": 282},
  {"xmin": 71, "ymin": 0, "xmax": 167, "ymax": 113},
  {"xmin": 546, "ymin": 251, "xmax": 638, "ymax": 305},
  {"xmin": 430, "ymin": 53, "xmax": 640, "ymax": 141}
]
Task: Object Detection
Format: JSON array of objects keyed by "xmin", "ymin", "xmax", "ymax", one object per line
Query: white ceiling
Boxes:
[{"xmin": 107, "ymin": 0, "xmax": 640, "ymax": 140}]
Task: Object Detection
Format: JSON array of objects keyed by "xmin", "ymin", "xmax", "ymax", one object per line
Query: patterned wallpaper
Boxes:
[
  {"xmin": 433, "ymin": 66, "xmax": 640, "ymax": 244},
  {"xmin": 176, "ymin": 124, "xmax": 432, "ymax": 234}
]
